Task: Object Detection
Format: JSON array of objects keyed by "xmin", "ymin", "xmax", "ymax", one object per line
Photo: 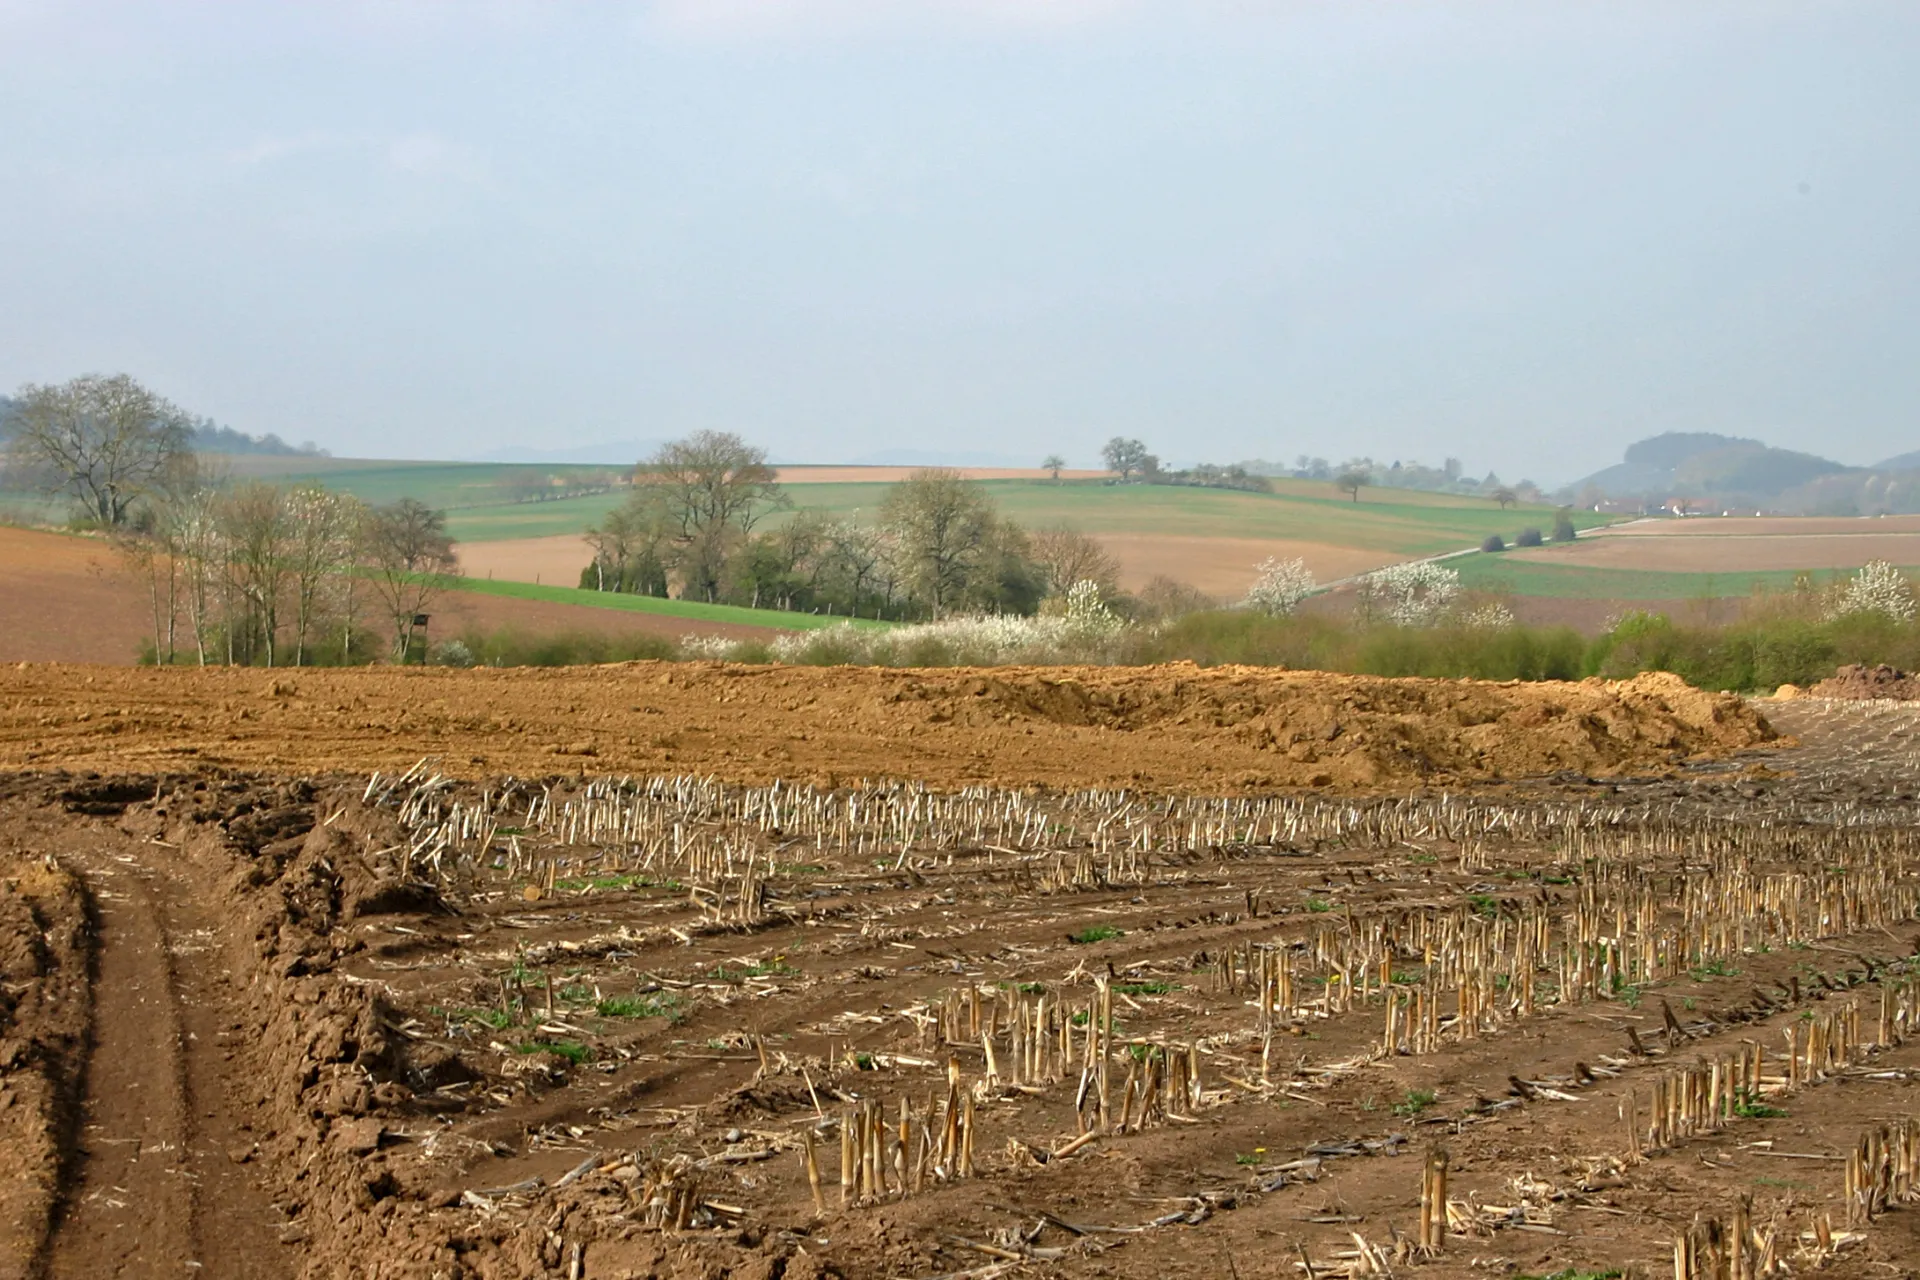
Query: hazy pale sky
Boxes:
[{"xmin": 1, "ymin": 1, "xmax": 1915, "ymax": 482}]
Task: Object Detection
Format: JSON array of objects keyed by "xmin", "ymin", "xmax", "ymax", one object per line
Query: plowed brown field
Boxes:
[
  {"xmin": 17, "ymin": 666, "xmax": 1920, "ymax": 1280},
  {"xmin": 5, "ymin": 699, "xmax": 1920, "ymax": 1279},
  {"xmin": 1, "ymin": 662, "xmax": 1768, "ymax": 790},
  {"xmin": 0, "ymin": 525, "xmax": 781, "ymax": 667}
]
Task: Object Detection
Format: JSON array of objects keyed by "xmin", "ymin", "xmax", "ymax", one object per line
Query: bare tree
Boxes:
[
  {"xmin": 1029, "ymin": 524, "xmax": 1120, "ymax": 600},
  {"xmin": 1335, "ymin": 470, "xmax": 1369, "ymax": 502},
  {"xmin": 220, "ymin": 482, "xmax": 296, "ymax": 666},
  {"xmin": 1101, "ymin": 437, "xmax": 1152, "ymax": 483},
  {"xmin": 7, "ymin": 374, "xmax": 194, "ymax": 526},
  {"xmin": 640, "ymin": 431, "xmax": 784, "ymax": 601},
  {"xmin": 821, "ymin": 519, "xmax": 888, "ymax": 616},
  {"xmin": 364, "ymin": 498, "xmax": 459, "ymax": 661},
  {"xmin": 1041, "ymin": 454, "xmax": 1067, "ymax": 482},
  {"xmin": 285, "ymin": 486, "xmax": 363, "ymax": 664},
  {"xmin": 882, "ymin": 469, "xmax": 997, "ymax": 616},
  {"xmin": 585, "ymin": 486, "xmax": 674, "ymax": 595},
  {"xmin": 1491, "ymin": 486, "xmax": 1517, "ymax": 509}
]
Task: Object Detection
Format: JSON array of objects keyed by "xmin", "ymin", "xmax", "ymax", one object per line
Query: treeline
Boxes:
[
  {"xmin": 1, "ymin": 373, "xmax": 458, "ymax": 666},
  {"xmin": 582, "ymin": 431, "xmax": 1165, "ymax": 622},
  {"xmin": 120, "ymin": 476, "xmax": 457, "ymax": 667}
]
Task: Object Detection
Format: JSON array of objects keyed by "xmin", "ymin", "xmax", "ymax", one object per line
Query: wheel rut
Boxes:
[{"xmin": 47, "ymin": 840, "xmax": 289, "ymax": 1279}]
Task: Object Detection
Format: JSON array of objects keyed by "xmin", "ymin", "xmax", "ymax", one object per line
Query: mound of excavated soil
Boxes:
[
  {"xmin": 0, "ymin": 662, "xmax": 1771, "ymax": 790},
  {"xmin": 1810, "ymin": 663, "xmax": 1920, "ymax": 701}
]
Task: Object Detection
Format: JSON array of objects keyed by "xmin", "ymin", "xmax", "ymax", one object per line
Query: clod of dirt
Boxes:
[{"xmin": 1811, "ymin": 662, "xmax": 1920, "ymax": 701}]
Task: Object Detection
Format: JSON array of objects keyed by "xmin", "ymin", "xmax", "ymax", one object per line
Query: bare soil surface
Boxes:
[
  {"xmin": 1597, "ymin": 516, "xmax": 1920, "ymax": 538},
  {"xmin": 0, "ymin": 525, "xmax": 780, "ymax": 668},
  {"xmin": 0, "ymin": 663, "xmax": 1769, "ymax": 790},
  {"xmin": 9, "ymin": 682, "xmax": 1920, "ymax": 1279},
  {"xmin": 1809, "ymin": 663, "xmax": 1920, "ymax": 701},
  {"xmin": 0, "ymin": 526, "xmax": 150, "ymax": 664},
  {"xmin": 0, "ymin": 699, "xmax": 1917, "ymax": 1278},
  {"xmin": 1511, "ymin": 524, "xmax": 1920, "ymax": 572}
]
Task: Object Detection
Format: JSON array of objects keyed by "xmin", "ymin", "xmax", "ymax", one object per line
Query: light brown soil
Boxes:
[
  {"xmin": 1600, "ymin": 515, "xmax": 1920, "ymax": 537},
  {"xmin": 0, "ymin": 525, "xmax": 781, "ymax": 667},
  {"xmin": 0, "ymin": 526, "xmax": 151, "ymax": 663},
  {"xmin": 1094, "ymin": 534, "xmax": 1395, "ymax": 598},
  {"xmin": 1, "ymin": 699, "xmax": 1918, "ymax": 1278},
  {"xmin": 0, "ymin": 663, "xmax": 1770, "ymax": 790},
  {"xmin": 1511, "ymin": 522, "xmax": 1920, "ymax": 572}
]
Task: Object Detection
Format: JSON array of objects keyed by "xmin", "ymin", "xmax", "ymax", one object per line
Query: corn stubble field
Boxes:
[{"xmin": 8, "ymin": 672, "xmax": 1920, "ymax": 1279}]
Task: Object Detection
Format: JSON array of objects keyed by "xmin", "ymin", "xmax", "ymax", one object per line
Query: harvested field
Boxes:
[
  {"xmin": 7, "ymin": 695, "xmax": 1920, "ymax": 1278},
  {"xmin": 0, "ymin": 663, "xmax": 1770, "ymax": 789}
]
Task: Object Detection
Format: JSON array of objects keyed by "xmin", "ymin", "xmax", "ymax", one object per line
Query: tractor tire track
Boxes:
[{"xmin": 48, "ymin": 842, "xmax": 288, "ymax": 1279}]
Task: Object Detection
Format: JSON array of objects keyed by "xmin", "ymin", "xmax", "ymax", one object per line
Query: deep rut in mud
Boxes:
[{"xmin": 44, "ymin": 836, "xmax": 288, "ymax": 1279}]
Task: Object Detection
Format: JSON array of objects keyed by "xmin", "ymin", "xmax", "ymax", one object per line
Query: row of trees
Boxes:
[
  {"xmin": 121, "ymin": 472, "xmax": 457, "ymax": 666},
  {"xmin": 1, "ymin": 374, "xmax": 458, "ymax": 665},
  {"xmin": 584, "ymin": 432, "xmax": 1125, "ymax": 621}
]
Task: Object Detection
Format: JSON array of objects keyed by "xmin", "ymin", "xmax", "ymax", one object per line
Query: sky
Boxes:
[{"xmin": 0, "ymin": 2, "xmax": 1915, "ymax": 484}]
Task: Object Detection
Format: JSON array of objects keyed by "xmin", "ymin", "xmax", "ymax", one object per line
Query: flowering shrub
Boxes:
[
  {"xmin": 1243, "ymin": 557, "xmax": 1316, "ymax": 616},
  {"xmin": 679, "ymin": 633, "xmax": 741, "ymax": 659},
  {"xmin": 428, "ymin": 639, "xmax": 475, "ymax": 667},
  {"xmin": 1830, "ymin": 559, "xmax": 1917, "ymax": 624},
  {"xmin": 1063, "ymin": 579, "xmax": 1124, "ymax": 638},
  {"xmin": 1459, "ymin": 602, "xmax": 1516, "ymax": 630},
  {"xmin": 1359, "ymin": 561, "xmax": 1461, "ymax": 626}
]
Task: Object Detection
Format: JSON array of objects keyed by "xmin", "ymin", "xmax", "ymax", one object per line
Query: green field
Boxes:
[
  {"xmin": 445, "ymin": 576, "xmax": 884, "ymax": 631},
  {"xmin": 441, "ymin": 475, "xmax": 1603, "ymax": 551},
  {"xmin": 207, "ymin": 455, "xmax": 623, "ymax": 512},
  {"xmin": 1450, "ymin": 552, "xmax": 1885, "ymax": 600}
]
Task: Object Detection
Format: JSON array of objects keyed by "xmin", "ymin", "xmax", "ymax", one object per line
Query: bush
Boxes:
[
  {"xmin": 1243, "ymin": 556, "xmax": 1317, "ymax": 616},
  {"xmin": 429, "ymin": 639, "xmax": 476, "ymax": 667},
  {"xmin": 1829, "ymin": 559, "xmax": 1917, "ymax": 624},
  {"xmin": 1481, "ymin": 534, "xmax": 1506, "ymax": 553},
  {"xmin": 1515, "ymin": 527, "xmax": 1543, "ymax": 547},
  {"xmin": 1552, "ymin": 511, "xmax": 1578, "ymax": 542},
  {"xmin": 1359, "ymin": 561, "xmax": 1462, "ymax": 626},
  {"xmin": 456, "ymin": 626, "xmax": 680, "ymax": 667}
]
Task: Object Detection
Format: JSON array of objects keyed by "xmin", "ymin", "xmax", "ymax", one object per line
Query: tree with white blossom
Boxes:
[
  {"xmin": 1830, "ymin": 559, "xmax": 1917, "ymax": 624},
  {"xmin": 1360, "ymin": 560, "xmax": 1461, "ymax": 626},
  {"xmin": 1243, "ymin": 556, "xmax": 1317, "ymax": 616}
]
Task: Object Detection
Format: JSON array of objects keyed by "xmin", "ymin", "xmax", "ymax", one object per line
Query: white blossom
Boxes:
[
  {"xmin": 1460, "ymin": 601, "xmax": 1515, "ymax": 630},
  {"xmin": 1242, "ymin": 556, "xmax": 1316, "ymax": 616},
  {"xmin": 1829, "ymin": 559, "xmax": 1917, "ymax": 624},
  {"xmin": 1361, "ymin": 560, "xmax": 1462, "ymax": 627}
]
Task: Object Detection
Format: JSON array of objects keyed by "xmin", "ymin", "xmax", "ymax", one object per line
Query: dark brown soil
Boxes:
[
  {"xmin": 1811, "ymin": 662, "xmax": 1920, "ymax": 701},
  {"xmin": 3, "ymin": 698, "xmax": 1918, "ymax": 1279}
]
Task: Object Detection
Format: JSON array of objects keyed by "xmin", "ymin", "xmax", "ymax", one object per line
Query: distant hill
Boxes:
[
  {"xmin": 1876, "ymin": 450, "xmax": 1920, "ymax": 471},
  {"xmin": 1565, "ymin": 432, "xmax": 1852, "ymax": 509},
  {"xmin": 473, "ymin": 439, "xmax": 663, "ymax": 465},
  {"xmin": 191, "ymin": 420, "xmax": 327, "ymax": 456}
]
